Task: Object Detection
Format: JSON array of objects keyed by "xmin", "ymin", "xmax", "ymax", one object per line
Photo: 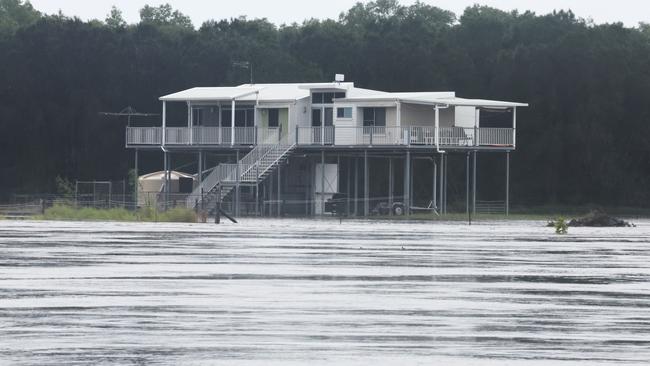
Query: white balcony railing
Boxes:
[
  {"xmin": 297, "ymin": 126, "xmax": 334, "ymax": 145},
  {"xmin": 126, "ymin": 126, "xmax": 514, "ymax": 148},
  {"xmin": 126, "ymin": 127, "xmax": 162, "ymax": 145},
  {"xmin": 165, "ymin": 127, "xmax": 190, "ymax": 145}
]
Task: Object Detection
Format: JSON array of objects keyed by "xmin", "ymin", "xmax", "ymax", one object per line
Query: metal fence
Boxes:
[{"xmin": 475, "ymin": 200, "xmax": 507, "ymax": 214}]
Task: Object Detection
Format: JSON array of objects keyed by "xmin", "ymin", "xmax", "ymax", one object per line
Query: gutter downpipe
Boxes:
[
  {"xmin": 161, "ymin": 100, "xmax": 167, "ymax": 147},
  {"xmin": 160, "ymin": 101, "xmax": 169, "ymax": 207},
  {"xmin": 231, "ymin": 98, "xmax": 236, "ymax": 145},
  {"xmin": 513, "ymin": 107, "xmax": 517, "ymax": 149},
  {"xmin": 434, "ymin": 104, "xmax": 449, "ymax": 154},
  {"xmin": 188, "ymin": 101, "xmax": 193, "ymax": 145}
]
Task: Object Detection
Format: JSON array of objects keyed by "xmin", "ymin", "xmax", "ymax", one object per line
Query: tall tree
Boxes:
[{"xmin": 139, "ymin": 3, "xmax": 193, "ymax": 29}]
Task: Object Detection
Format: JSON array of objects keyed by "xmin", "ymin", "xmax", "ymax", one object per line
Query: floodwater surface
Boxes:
[{"xmin": 0, "ymin": 219, "xmax": 649, "ymax": 365}]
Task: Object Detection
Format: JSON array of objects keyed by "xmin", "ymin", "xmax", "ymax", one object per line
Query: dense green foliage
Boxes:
[{"xmin": 1, "ymin": 0, "xmax": 649, "ymax": 207}]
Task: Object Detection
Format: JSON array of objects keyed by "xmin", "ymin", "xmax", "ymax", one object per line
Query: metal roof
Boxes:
[
  {"xmin": 339, "ymin": 92, "xmax": 527, "ymax": 108},
  {"xmin": 159, "ymin": 83, "xmax": 528, "ymax": 108},
  {"xmin": 159, "ymin": 87, "xmax": 262, "ymax": 102},
  {"xmin": 159, "ymin": 82, "xmax": 377, "ymax": 103}
]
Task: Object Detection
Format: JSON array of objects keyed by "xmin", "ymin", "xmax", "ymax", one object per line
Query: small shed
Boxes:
[{"xmin": 138, "ymin": 171, "xmax": 196, "ymax": 207}]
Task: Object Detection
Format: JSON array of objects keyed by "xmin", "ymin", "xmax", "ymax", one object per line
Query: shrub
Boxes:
[{"xmin": 554, "ymin": 217, "xmax": 568, "ymax": 234}]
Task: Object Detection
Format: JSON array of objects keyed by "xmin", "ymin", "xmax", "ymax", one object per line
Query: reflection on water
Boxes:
[{"xmin": 1, "ymin": 219, "xmax": 649, "ymax": 365}]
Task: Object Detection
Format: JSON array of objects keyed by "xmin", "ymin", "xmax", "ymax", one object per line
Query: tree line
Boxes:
[{"xmin": 1, "ymin": 0, "xmax": 649, "ymax": 207}]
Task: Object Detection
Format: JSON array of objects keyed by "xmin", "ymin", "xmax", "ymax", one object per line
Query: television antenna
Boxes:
[
  {"xmin": 233, "ymin": 61, "xmax": 253, "ymax": 84},
  {"xmin": 99, "ymin": 106, "xmax": 159, "ymax": 126}
]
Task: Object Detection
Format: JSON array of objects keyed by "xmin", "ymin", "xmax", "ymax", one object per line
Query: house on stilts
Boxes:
[{"xmin": 126, "ymin": 77, "xmax": 528, "ymax": 217}]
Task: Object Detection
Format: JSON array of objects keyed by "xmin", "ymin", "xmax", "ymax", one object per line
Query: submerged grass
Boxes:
[{"xmin": 38, "ymin": 204, "xmax": 197, "ymax": 223}]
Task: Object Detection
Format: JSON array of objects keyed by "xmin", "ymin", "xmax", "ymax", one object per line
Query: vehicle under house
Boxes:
[{"xmin": 126, "ymin": 79, "xmax": 527, "ymax": 217}]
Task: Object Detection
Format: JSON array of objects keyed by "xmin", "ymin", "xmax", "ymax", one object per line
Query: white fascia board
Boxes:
[
  {"xmin": 335, "ymin": 100, "xmax": 398, "ymax": 108},
  {"xmin": 159, "ymin": 87, "xmax": 261, "ymax": 102},
  {"xmin": 431, "ymin": 98, "xmax": 528, "ymax": 108}
]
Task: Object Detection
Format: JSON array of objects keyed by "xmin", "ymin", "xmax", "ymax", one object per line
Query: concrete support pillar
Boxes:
[
  {"xmin": 163, "ymin": 151, "xmax": 169, "ymax": 210},
  {"xmin": 269, "ymin": 164, "xmax": 274, "ymax": 216},
  {"xmin": 134, "ymin": 148, "xmax": 138, "ymax": 208},
  {"xmin": 404, "ymin": 150, "xmax": 411, "ymax": 216},
  {"xmin": 277, "ymin": 164, "xmax": 282, "ymax": 217},
  {"xmin": 432, "ymin": 157, "xmax": 437, "ymax": 211},
  {"xmin": 444, "ymin": 153, "xmax": 449, "ymax": 213},
  {"xmin": 388, "ymin": 157, "xmax": 394, "ymax": 216},
  {"xmin": 354, "ymin": 157, "xmax": 359, "ymax": 216},
  {"xmin": 321, "ymin": 150, "xmax": 325, "ymax": 216},
  {"xmin": 363, "ymin": 150, "xmax": 369, "ymax": 216},
  {"xmin": 506, "ymin": 151, "xmax": 510, "ymax": 216},
  {"xmin": 198, "ymin": 151, "xmax": 203, "ymax": 187},
  {"xmin": 438, "ymin": 154, "xmax": 444, "ymax": 215},
  {"xmin": 409, "ymin": 156, "xmax": 414, "ymax": 211},
  {"xmin": 466, "ymin": 152, "xmax": 470, "ymax": 217},
  {"xmin": 235, "ymin": 150, "xmax": 240, "ymax": 217},
  {"xmin": 346, "ymin": 157, "xmax": 351, "ymax": 217},
  {"xmin": 472, "ymin": 151, "xmax": 477, "ymax": 215},
  {"xmin": 306, "ymin": 158, "xmax": 311, "ymax": 216},
  {"xmin": 263, "ymin": 179, "xmax": 267, "ymax": 217},
  {"xmin": 255, "ymin": 157, "xmax": 260, "ymax": 216}
]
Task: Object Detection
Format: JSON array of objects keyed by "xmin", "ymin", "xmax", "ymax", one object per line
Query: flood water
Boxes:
[{"xmin": 0, "ymin": 219, "xmax": 649, "ymax": 365}]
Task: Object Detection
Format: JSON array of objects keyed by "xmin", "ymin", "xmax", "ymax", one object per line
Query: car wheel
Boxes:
[{"xmin": 393, "ymin": 205, "xmax": 404, "ymax": 216}]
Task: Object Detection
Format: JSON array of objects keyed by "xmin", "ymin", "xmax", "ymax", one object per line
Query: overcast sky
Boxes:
[{"xmin": 28, "ymin": 0, "xmax": 650, "ymax": 27}]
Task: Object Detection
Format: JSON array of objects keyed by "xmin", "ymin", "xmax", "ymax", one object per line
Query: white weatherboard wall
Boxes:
[
  {"xmin": 334, "ymin": 105, "xmax": 357, "ymax": 144},
  {"xmin": 313, "ymin": 163, "xmax": 338, "ymax": 214},
  {"xmin": 294, "ymin": 98, "xmax": 311, "ymax": 128}
]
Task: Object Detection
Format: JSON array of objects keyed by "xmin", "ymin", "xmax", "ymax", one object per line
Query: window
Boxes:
[
  {"xmin": 220, "ymin": 107, "xmax": 255, "ymax": 127},
  {"xmin": 192, "ymin": 108, "xmax": 202, "ymax": 125},
  {"xmin": 312, "ymin": 91, "xmax": 345, "ymax": 104},
  {"xmin": 337, "ymin": 107, "xmax": 352, "ymax": 119},
  {"xmin": 311, "ymin": 108, "xmax": 322, "ymax": 127},
  {"xmin": 362, "ymin": 107, "xmax": 386, "ymax": 127},
  {"xmin": 324, "ymin": 107, "xmax": 333, "ymax": 126},
  {"xmin": 312, "ymin": 92, "xmax": 323, "ymax": 104},
  {"xmin": 268, "ymin": 108, "xmax": 279, "ymax": 128},
  {"xmin": 323, "ymin": 92, "xmax": 334, "ymax": 104}
]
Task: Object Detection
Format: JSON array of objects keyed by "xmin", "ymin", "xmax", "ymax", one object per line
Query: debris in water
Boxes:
[{"xmin": 548, "ymin": 209, "xmax": 634, "ymax": 228}]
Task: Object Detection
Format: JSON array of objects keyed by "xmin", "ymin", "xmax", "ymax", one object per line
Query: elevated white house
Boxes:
[{"xmin": 126, "ymin": 79, "xmax": 527, "ymax": 217}]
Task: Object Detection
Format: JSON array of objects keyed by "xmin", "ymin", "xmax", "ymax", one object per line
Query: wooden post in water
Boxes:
[{"xmin": 215, "ymin": 186, "xmax": 221, "ymax": 224}]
